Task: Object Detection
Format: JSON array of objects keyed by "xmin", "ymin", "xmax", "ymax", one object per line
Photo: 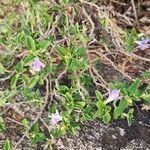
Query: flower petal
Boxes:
[
  {"xmin": 105, "ymin": 89, "xmax": 122, "ymax": 104},
  {"xmin": 136, "ymin": 38, "xmax": 150, "ymax": 50},
  {"xmin": 51, "ymin": 111, "xmax": 62, "ymax": 125},
  {"xmin": 32, "ymin": 58, "xmax": 45, "ymax": 72},
  {"xmin": 108, "ymin": 89, "xmax": 120, "ymax": 99}
]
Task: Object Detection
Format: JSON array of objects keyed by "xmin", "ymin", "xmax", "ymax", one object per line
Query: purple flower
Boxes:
[
  {"xmin": 32, "ymin": 58, "xmax": 45, "ymax": 72},
  {"xmin": 51, "ymin": 110, "xmax": 62, "ymax": 125},
  {"xmin": 105, "ymin": 89, "xmax": 122, "ymax": 104},
  {"xmin": 136, "ymin": 38, "xmax": 150, "ymax": 51}
]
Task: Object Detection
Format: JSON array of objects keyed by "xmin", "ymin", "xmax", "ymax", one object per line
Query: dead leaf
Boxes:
[{"xmin": 141, "ymin": 104, "xmax": 150, "ymax": 111}]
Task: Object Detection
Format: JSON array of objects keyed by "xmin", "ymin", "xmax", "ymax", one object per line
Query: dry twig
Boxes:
[
  {"xmin": 89, "ymin": 50, "xmax": 133, "ymax": 81},
  {"xmin": 131, "ymin": 0, "xmax": 139, "ymax": 26}
]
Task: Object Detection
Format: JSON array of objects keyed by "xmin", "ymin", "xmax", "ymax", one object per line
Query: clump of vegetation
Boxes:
[{"xmin": 0, "ymin": 0, "xmax": 149, "ymax": 149}]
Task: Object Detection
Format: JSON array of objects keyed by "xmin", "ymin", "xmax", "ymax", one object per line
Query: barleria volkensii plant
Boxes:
[{"xmin": 0, "ymin": 0, "xmax": 150, "ymax": 149}]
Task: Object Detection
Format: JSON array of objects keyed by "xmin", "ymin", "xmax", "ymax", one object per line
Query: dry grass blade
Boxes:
[{"xmin": 131, "ymin": 0, "xmax": 139, "ymax": 26}]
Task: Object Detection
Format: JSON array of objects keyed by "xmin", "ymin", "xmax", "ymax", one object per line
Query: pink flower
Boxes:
[
  {"xmin": 51, "ymin": 110, "xmax": 62, "ymax": 125},
  {"xmin": 105, "ymin": 89, "xmax": 122, "ymax": 104},
  {"xmin": 32, "ymin": 58, "xmax": 45, "ymax": 72},
  {"xmin": 136, "ymin": 38, "xmax": 150, "ymax": 51}
]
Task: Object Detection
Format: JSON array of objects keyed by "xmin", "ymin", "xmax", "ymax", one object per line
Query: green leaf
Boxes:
[
  {"xmin": 77, "ymin": 33, "xmax": 87, "ymax": 44},
  {"xmin": 99, "ymin": 17, "xmax": 109, "ymax": 27},
  {"xmin": 126, "ymin": 28, "xmax": 139, "ymax": 52},
  {"xmin": 0, "ymin": 63, "xmax": 6, "ymax": 74},
  {"xmin": 113, "ymin": 100, "xmax": 127, "ymax": 119},
  {"xmin": 26, "ymin": 36, "xmax": 36, "ymax": 51},
  {"xmin": 141, "ymin": 71, "xmax": 150, "ymax": 79},
  {"xmin": 102, "ymin": 112, "xmax": 111, "ymax": 124},
  {"xmin": 51, "ymin": 127, "xmax": 66, "ymax": 137},
  {"xmin": 28, "ymin": 77, "xmax": 39, "ymax": 89},
  {"xmin": 23, "ymin": 54, "xmax": 35, "ymax": 64},
  {"xmin": 3, "ymin": 139, "xmax": 11, "ymax": 150},
  {"xmin": 0, "ymin": 117, "xmax": 5, "ymax": 132},
  {"xmin": 59, "ymin": 85, "xmax": 69, "ymax": 94},
  {"xmin": 74, "ymin": 101, "xmax": 86, "ymax": 109},
  {"xmin": 17, "ymin": 31, "xmax": 26, "ymax": 43},
  {"xmin": 142, "ymin": 94, "xmax": 150, "ymax": 104},
  {"xmin": 65, "ymin": 92, "xmax": 73, "ymax": 102},
  {"xmin": 126, "ymin": 108, "xmax": 134, "ymax": 126},
  {"xmin": 0, "ymin": 90, "xmax": 16, "ymax": 107},
  {"xmin": 31, "ymin": 122, "xmax": 39, "ymax": 133},
  {"xmin": 11, "ymin": 74, "xmax": 19, "ymax": 89},
  {"xmin": 56, "ymin": 46, "xmax": 69, "ymax": 56},
  {"xmin": 74, "ymin": 47, "xmax": 86, "ymax": 56},
  {"xmin": 96, "ymin": 100, "xmax": 106, "ymax": 112},
  {"xmin": 37, "ymin": 40, "xmax": 51, "ymax": 52},
  {"xmin": 31, "ymin": 132, "xmax": 46, "ymax": 145},
  {"xmin": 95, "ymin": 90, "xmax": 103, "ymax": 101},
  {"xmin": 15, "ymin": 61, "xmax": 24, "ymax": 73},
  {"xmin": 69, "ymin": 123, "xmax": 81, "ymax": 134},
  {"xmin": 0, "ymin": 98, "xmax": 7, "ymax": 107},
  {"xmin": 95, "ymin": 99, "xmax": 107, "ymax": 118},
  {"xmin": 82, "ymin": 106, "xmax": 95, "ymax": 120},
  {"xmin": 67, "ymin": 59, "xmax": 81, "ymax": 71},
  {"xmin": 21, "ymin": 118, "xmax": 29, "ymax": 128},
  {"xmin": 129, "ymin": 79, "xmax": 140, "ymax": 93}
]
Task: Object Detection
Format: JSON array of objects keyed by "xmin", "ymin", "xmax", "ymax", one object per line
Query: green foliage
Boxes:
[
  {"xmin": 142, "ymin": 94, "xmax": 150, "ymax": 104},
  {"xmin": 0, "ymin": 63, "xmax": 6, "ymax": 74},
  {"xmin": 37, "ymin": 40, "xmax": 51, "ymax": 52},
  {"xmin": 141, "ymin": 71, "xmax": 150, "ymax": 79},
  {"xmin": 99, "ymin": 17, "xmax": 109, "ymax": 27},
  {"xmin": 95, "ymin": 79, "xmax": 148, "ymax": 126},
  {"xmin": 0, "ymin": 0, "xmax": 149, "ymax": 148},
  {"xmin": 30, "ymin": 123, "xmax": 46, "ymax": 144},
  {"xmin": 21, "ymin": 118, "xmax": 29, "ymax": 128},
  {"xmin": 26, "ymin": 35, "xmax": 36, "ymax": 51},
  {"xmin": 0, "ymin": 117, "xmax": 5, "ymax": 132},
  {"xmin": 95, "ymin": 91, "xmax": 111, "ymax": 124},
  {"xmin": 95, "ymin": 90, "xmax": 103, "ymax": 101},
  {"xmin": 126, "ymin": 108, "xmax": 134, "ymax": 127},
  {"xmin": 0, "ymin": 90, "xmax": 16, "ymax": 107},
  {"xmin": 81, "ymin": 105, "xmax": 95, "ymax": 121},
  {"xmin": 95, "ymin": 101, "xmax": 111, "ymax": 124},
  {"xmin": 128, "ymin": 79, "xmax": 141, "ymax": 94},
  {"xmin": 113, "ymin": 100, "xmax": 128, "ymax": 119},
  {"xmin": 28, "ymin": 76, "xmax": 39, "ymax": 88},
  {"xmin": 3, "ymin": 139, "xmax": 11, "ymax": 150},
  {"xmin": 125, "ymin": 28, "xmax": 140, "ymax": 52},
  {"xmin": 11, "ymin": 75, "xmax": 19, "ymax": 89}
]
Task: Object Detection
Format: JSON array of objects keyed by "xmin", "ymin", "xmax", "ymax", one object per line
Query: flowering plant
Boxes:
[{"xmin": 136, "ymin": 38, "xmax": 150, "ymax": 50}]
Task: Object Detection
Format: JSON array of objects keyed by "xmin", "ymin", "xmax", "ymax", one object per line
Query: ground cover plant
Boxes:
[{"xmin": 0, "ymin": 0, "xmax": 150, "ymax": 149}]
